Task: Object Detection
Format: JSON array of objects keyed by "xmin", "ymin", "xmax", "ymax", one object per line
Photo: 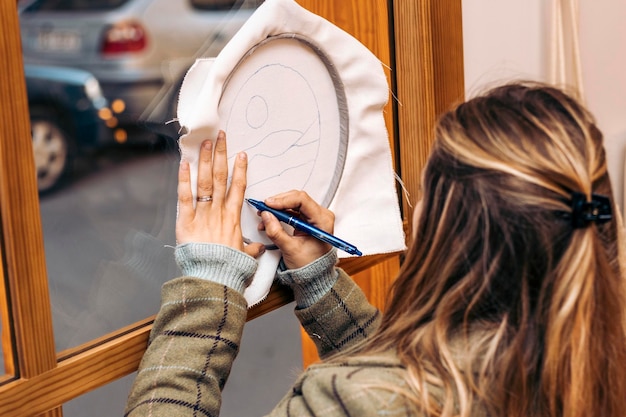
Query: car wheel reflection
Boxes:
[{"xmin": 30, "ymin": 107, "xmax": 73, "ymax": 193}]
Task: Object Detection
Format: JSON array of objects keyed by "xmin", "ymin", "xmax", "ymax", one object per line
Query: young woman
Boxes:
[{"xmin": 125, "ymin": 82, "xmax": 626, "ymax": 417}]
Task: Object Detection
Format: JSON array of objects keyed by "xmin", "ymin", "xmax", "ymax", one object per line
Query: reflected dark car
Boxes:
[
  {"xmin": 19, "ymin": 0, "xmax": 261, "ymax": 138},
  {"xmin": 25, "ymin": 64, "xmax": 115, "ymax": 193}
]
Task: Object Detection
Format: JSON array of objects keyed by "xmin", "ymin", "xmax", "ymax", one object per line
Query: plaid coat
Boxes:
[{"xmin": 124, "ymin": 270, "xmax": 426, "ymax": 417}]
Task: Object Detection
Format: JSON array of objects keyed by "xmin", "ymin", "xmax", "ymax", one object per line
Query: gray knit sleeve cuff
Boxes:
[
  {"xmin": 174, "ymin": 243, "xmax": 258, "ymax": 294},
  {"xmin": 276, "ymin": 248, "xmax": 339, "ymax": 309}
]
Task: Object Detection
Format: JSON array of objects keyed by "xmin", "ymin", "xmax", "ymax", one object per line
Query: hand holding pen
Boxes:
[{"xmin": 253, "ymin": 190, "xmax": 359, "ymax": 270}]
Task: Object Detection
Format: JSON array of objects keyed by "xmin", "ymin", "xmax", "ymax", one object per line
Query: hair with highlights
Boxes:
[{"xmin": 359, "ymin": 82, "xmax": 626, "ymax": 417}]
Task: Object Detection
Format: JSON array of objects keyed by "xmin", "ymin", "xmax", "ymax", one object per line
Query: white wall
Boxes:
[{"xmin": 462, "ymin": 0, "xmax": 626, "ymax": 212}]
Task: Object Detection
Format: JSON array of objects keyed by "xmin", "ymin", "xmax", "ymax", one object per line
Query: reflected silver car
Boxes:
[
  {"xmin": 26, "ymin": 64, "xmax": 115, "ymax": 193},
  {"xmin": 19, "ymin": 0, "xmax": 260, "ymax": 137}
]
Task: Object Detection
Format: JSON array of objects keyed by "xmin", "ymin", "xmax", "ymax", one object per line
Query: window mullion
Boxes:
[{"xmin": 0, "ymin": 0, "xmax": 57, "ymax": 383}]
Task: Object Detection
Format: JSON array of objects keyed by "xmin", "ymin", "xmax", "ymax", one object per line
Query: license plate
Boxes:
[{"xmin": 36, "ymin": 31, "xmax": 81, "ymax": 52}]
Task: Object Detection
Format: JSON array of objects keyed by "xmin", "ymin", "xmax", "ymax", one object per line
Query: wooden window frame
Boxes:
[{"xmin": 0, "ymin": 1, "xmax": 463, "ymax": 415}]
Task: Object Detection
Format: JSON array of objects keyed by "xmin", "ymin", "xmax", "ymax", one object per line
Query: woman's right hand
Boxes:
[{"xmin": 257, "ymin": 190, "xmax": 334, "ymax": 270}]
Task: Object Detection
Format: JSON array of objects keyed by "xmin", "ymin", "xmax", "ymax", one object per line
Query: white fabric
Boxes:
[{"xmin": 177, "ymin": 0, "xmax": 405, "ymax": 306}]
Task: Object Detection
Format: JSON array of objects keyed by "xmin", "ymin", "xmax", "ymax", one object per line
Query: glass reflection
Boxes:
[
  {"xmin": 40, "ymin": 141, "xmax": 180, "ymax": 350},
  {"xmin": 19, "ymin": 0, "xmax": 261, "ymax": 352}
]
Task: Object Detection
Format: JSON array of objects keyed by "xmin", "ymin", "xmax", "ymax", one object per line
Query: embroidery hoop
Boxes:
[{"xmin": 177, "ymin": 0, "xmax": 406, "ymax": 306}]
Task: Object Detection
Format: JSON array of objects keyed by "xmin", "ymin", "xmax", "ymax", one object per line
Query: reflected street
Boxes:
[{"xmin": 40, "ymin": 139, "xmax": 180, "ymax": 350}]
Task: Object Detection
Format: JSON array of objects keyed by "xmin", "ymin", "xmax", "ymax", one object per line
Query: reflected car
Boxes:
[
  {"xmin": 25, "ymin": 64, "xmax": 115, "ymax": 193},
  {"xmin": 18, "ymin": 0, "xmax": 261, "ymax": 136}
]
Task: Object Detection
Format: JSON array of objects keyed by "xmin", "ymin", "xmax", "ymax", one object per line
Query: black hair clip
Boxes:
[{"xmin": 570, "ymin": 192, "xmax": 612, "ymax": 229}]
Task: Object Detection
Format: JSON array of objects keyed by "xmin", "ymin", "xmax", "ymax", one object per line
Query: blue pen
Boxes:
[{"xmin": 246, "ymin": 198, "xmax": 363, "ymax": 256}]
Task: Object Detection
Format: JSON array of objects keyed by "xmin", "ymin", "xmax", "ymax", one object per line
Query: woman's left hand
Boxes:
[{"xmin": 176, "ymin": 130, "xmax": 265, "ymax": 258}]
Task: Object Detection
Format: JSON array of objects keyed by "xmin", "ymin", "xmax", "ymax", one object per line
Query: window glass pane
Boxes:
[
  {"xmin": 19, "ymin": 0, "xmax": 263, "ymax": 351},
  {"xmin": 40, "ymin": 143, "xmax": 180, "ymax": 350},
  {"xmin": 19, "ymin": 0, "xmax": 259, "ymax": 353}
]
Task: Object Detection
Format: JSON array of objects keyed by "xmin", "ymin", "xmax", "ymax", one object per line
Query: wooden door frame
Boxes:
[{"xmin": 0, "ymin": 1, "xmax": 464, "ymax": 415}]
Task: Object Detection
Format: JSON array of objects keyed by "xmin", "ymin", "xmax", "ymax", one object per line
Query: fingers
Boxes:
[
  {"xmin": 266, "ymin": 190, "xmax": 334, "ymax": 233},
  {"xmin": 227, "ymin": 152, "xmax": 248, "ymax": 210},
  {"xmin": 211, "ymin": 130, "xmax": 228, "ymax": 205},
  {"xmin": 243, "ymin": 241, "xmax": 265, "ymax": 259},
  {"xmin": 260, "ymin": 208, "xmax": 333, "ymax": 270},
  {"xmin": 260, "ymin": 211, "xmax": 294, "ymax": 249},
  {"xmin": 177, "ymin": 161, "xmax": 194, "ymax": 223},
  {"xmin": 196, "ymin": 140, "xmax": 214, "ymax": 202}
]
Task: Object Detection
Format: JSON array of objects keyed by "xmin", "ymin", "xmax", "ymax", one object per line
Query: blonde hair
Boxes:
[{"xmin": 360, "ymin": 82, "xmax": 626, "ymax": 417}]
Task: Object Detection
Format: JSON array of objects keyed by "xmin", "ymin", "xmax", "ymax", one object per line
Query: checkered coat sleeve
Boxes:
[
  {"xmin": 267, "ymin": 272, "xmax": 429, "ymax": 417},
  {"xmin": 293, "ymin": 268, "xmax": 381, "ymax": 359},
  {"xmin": 125, "ymin": 270, "xmax": 418, "ymax": 417},
  {"xmin": 124, "ymin": 277, "xmax": 248, "ymax": 417}
]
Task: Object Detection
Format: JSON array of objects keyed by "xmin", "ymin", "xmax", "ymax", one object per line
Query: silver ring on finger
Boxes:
[{"xmin": 197, "ymin": 195, "xmax": 213, "ymax": 203}]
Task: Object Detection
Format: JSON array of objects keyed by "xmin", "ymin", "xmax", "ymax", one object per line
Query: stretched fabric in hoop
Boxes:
[{"xmin": 177, "ymin": 0, "xmax": 405, "ymax": 306}]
